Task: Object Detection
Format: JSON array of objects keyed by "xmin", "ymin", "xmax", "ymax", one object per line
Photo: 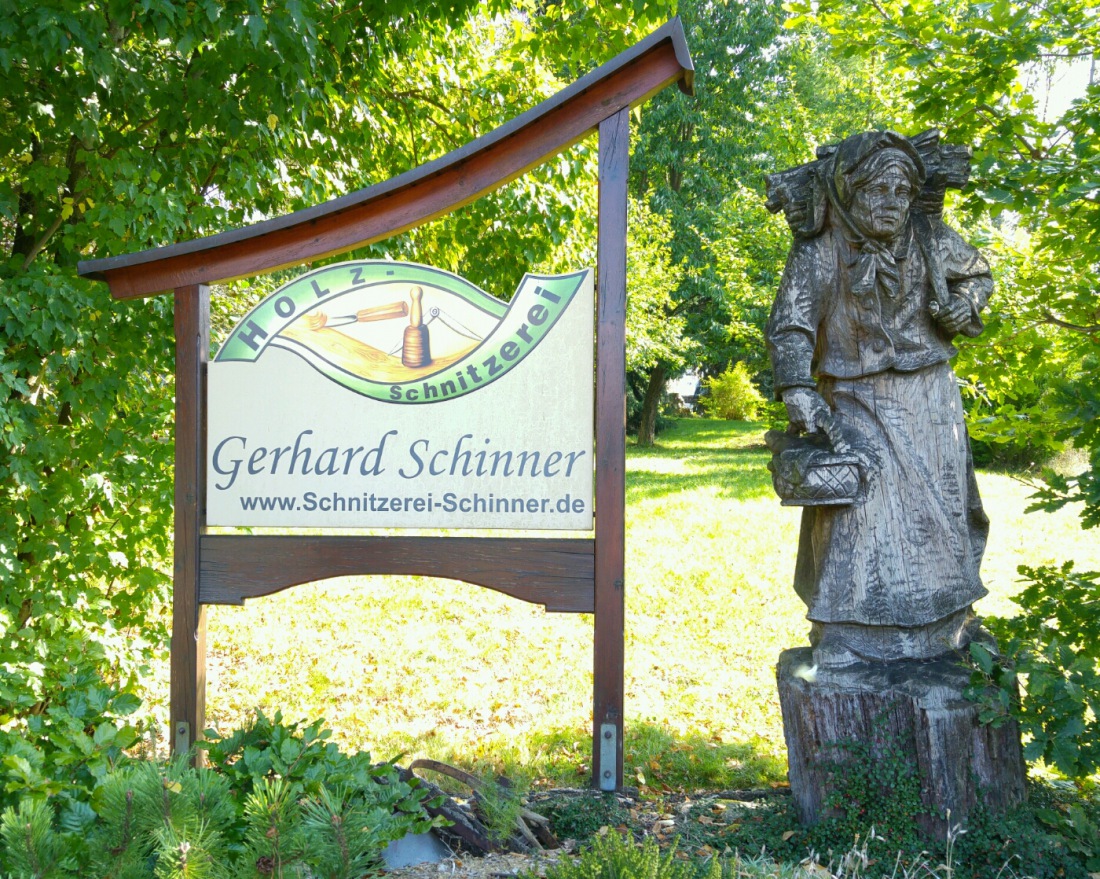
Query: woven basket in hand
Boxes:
[{"xmin": 765, "ymin": 424, "xmax": 863, "ymax": 507}]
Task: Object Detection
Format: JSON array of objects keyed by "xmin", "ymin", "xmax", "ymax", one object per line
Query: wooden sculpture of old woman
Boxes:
[{"xmin": 764, "ymin": 130, "xmax": 993, "ymax": 668}]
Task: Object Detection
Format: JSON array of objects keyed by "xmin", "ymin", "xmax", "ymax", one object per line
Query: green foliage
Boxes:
[
  {"xmin": 706, "ymin": 187, "xmax": 791, "ymax": 392},
  {"xmin": 946, "ymin": 227, "xmax": 1071, "ymax": 469},
  {"xmin": 0, "ymin": 263, "xmax": 173, "ymax": 811},
  {"xmin": 540, "ymin": 793, "xmax": 632, "ymax": 843},
  {"xmin": 628, "ymin": 0, "xmax": 787, "ymax": 434},
  {"xmin": 947, "ymin": 786, "xmax": 1097, "ymax": 879},
  {"xmin": 1026, "ymin": 357, "xmax": 1100, "ymax": 529},
  {"xmin": 202, "ymin": 709, "xmax": 349, "ymax": 801},
  {"xmin": 237, "ymin": 777, "xmax": 305, "ymax": 875},
  {"xmin": 671, "ymin": 719, "xmax": 932, "ymax": 861},
  {"xmin": 360, "ymin": 5, "xmax": 671, "ymax": 299},
  {"xmin": 1, "ymin": 758, "xmax": 235, "ymax": 878},
  {"xmin": 968, "ymin": 563, "xmax": 1100, "ymax": 780},
  {"xmin": 472, "ymin": 781, "xmax": 526, "ymax": 846},
  {"xmin": 626, "ymin": 0, "xmax": 903, "ymax": 437},
  {"xmin": 816, "ymin": 733, "xmax": 927, "ymax": 854},
  {"xmin": 539, "ymin": 833, "xmax": 721, "ymax": 879},
  {"xmin": 1033, "ymin": 795, "xmax": 1100, "ymax": 873},
  {"xmin": 301, "ymin": 781, "xmax": 415, "ymax": 878},
  {"xmin": 0, "ymin": 0, "xmax": 480, "ymax": 821},
  {"xmin": 0, "ymin": 667, "xmax": 143, "ymax": 812},
  {"xmin": 0, "ymin": 713, "xmax": 441, "ymax": 878},
  {"xmin": 0, "ymin": 797, "xmax": 71, "ymax": 879},
  {"xmin": 677, "ymin": 782, "xmax": 1095, "ymax": 879},
  {"xmin": 626, "ymin": 198, "xmax": 690, "ymax": 376},
  {"xmin": 699, "ymin": 364, "xmax": 766, "ymax": 422},
  {"xmin": 201, "ymin": 709, "xmax": 437, "ymax": 844},
  {"xmin": 0, "ymin": 0, "xmax": 676, "ymax": 812},
  {"xmin": 662, "ymin": 716, "xmax": 1097, "ymax": 877}
]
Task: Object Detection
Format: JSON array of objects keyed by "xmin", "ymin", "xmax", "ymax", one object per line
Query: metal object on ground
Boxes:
[
  {"xmin": 382, "ymin": 830, "xmax": 452, "ymax": 869},
  {"xmin": 599, "ymin": 723, "xmax": 618, "ymax": 791}
]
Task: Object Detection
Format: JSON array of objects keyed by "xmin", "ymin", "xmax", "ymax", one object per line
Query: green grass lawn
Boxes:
[{"xmin": 195, "ymin": 419, "xmax": 1100, "ymax": 791}]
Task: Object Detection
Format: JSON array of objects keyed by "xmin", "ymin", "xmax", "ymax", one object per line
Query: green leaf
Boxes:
[
  {"xmin": 280, "ymin": 737, "xmax": 302, "ymax": 765},
  {"xmin": 109, "ymin": 692, "xmax": 142, "ymax": 716},
  {"xmin": 92, "ymin": 722, "xmax": 117, "ymax": 748},
  {"xmin": 969, "ymin": 641, "xmax": 996, "ymax": 675}
]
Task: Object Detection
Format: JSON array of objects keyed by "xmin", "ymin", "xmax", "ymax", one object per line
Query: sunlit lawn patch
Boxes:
[{"xmin": 196, "ymin": 419, "xmax": 1100, "ymax": 790}]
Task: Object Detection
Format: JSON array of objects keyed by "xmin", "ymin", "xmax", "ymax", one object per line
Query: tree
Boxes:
[
  {"xmin": 0, "ymin": 0, "xmax": 673, "ymax": 793},
  {"xmin": 707, "ymin": 33, "xmax": 910, "ymax": 395},
  {"xmin": 628, "ymin": 0, "xmax": 788, "ymax": 444},
  {"xmin": 628, "ymin": 0, "xmax": 903, "ymax": 444},
  {"xmin": 625, "ymin": 198, "xmax": 690, "ymax": 441},
  {"xmin": 789, "ymin": 0, "xmax": 1100, "ymax": 525},
  {"xmin": 0, "ymin": 0, "xmax": 506, "ymax": 800}
]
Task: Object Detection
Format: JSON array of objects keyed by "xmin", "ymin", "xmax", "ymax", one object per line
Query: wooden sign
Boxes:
[
  {"xmin": 78, "ymin": 19, "xmax": 694, "ymax": 792},
  {"xmin": 208, "ymin": 262, "xmax": 594, "ymax": 529}
]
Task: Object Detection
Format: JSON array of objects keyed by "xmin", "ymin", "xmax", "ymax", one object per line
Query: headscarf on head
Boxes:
[{"xmin": 825, "ymin": 131, "xmax": 926, "ymax": 302}]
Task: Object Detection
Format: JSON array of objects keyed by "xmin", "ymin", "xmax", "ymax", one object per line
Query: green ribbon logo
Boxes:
[{"xmin": 216, "ymin": 261, "xmax": 589, "ymax": 404}]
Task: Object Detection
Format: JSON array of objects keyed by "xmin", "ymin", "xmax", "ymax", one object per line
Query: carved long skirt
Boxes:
[{"xmin": 794, "ymin": 361, "xmax": 989, "ymax": 640}]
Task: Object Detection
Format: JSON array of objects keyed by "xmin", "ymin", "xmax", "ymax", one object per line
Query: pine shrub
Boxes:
[
  {"xmin": 0, "ymin": 712, "xmax": 441, "ymax": 878},
  {"xmin": 540, "ymin": 833, "xmax": 721, "ymax": 879}
]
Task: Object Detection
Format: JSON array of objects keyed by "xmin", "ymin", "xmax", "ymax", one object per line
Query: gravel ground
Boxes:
[{"xmin": 385, "ymin": 787, "xmax": 790, "ymax": 878}]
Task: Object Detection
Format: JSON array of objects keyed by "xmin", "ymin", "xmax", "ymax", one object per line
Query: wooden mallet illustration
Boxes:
[{"xmin": 402, "ymin": 285, "xmax": 432, "ymax": 368}]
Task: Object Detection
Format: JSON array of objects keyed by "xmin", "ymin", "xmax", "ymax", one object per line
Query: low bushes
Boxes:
[{"xmin": 0, "ymin": 710, "xmax": 441, "ymax": 878}]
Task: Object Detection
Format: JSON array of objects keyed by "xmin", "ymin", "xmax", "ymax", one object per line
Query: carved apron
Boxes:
[{"xmin": 791, "ymin": 236, "xmax": 990, "ymax": 640}]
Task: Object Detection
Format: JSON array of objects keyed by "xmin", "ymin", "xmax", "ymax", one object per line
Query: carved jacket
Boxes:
[{"xmin": 766, "ymin": 215, "xmax": 992, "ymax": 395}]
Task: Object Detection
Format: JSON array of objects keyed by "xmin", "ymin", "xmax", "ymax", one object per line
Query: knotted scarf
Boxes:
[{"xmin": 846, "ymin": 229, "xmax": 908, "ymax": 302}]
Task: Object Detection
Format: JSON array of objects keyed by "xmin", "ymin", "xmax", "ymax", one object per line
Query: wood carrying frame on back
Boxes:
[{"xmin": 79, "ymin": 19, "xmax": 693, "ymax": 791}]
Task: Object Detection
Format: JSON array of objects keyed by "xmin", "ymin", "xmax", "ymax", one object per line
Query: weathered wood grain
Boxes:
[
  {"xmin": 199, "ymin": 535, "xmax": 594, "ymax": 612},
  {"xmin": 777, "ymin": 647, "xmax": 1026, "ymax": 839},
  {"xmin": 170, "ymin": 285, "xmax": 209, "ymax": 760},
  {"xmin": 592, "ymin": 108, "xmax": 630, "ymax": 792}
]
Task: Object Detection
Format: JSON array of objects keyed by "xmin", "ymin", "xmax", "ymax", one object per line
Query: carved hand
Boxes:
[
  {"xmin": 783, "ymin": 200, "xmax": 809, "ymax": 233},
  {"xmin": 930, "ymin": 296, "xmax": 974, "ymax": 336},
  {"xmin": 782, "ymin": 387, "xmax": 831, "ymax": 433}
]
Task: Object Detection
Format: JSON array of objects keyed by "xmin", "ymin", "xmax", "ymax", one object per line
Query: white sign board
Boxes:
[{"xmin": 207, "ymin": 261, "xmax": 594, "ymax": 529}]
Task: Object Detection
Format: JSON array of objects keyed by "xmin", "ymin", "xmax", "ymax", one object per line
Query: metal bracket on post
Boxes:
[
  {"xmin": 174, "ymin": 721, "xmax": 191, "ymax": 755},
  {"xmin": 599, "ymin": 723, "xmax": 618, "ymax": 791}
]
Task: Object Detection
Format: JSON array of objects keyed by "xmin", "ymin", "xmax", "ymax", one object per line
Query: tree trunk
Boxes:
[
  {"xmin": 776, "ymin": 647, "xmax": 1026, "ymax": 840},
  {"xmin": 636, "ymin": 363, "xmax": 668, "ymax": 447}
]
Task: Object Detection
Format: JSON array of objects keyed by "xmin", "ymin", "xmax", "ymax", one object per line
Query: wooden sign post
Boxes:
[{"xmin": 80, "ymin": 21, "xmax": 693, "ymax": 791}]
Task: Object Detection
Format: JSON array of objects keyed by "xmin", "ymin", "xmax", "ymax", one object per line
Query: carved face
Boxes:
[{"xmin": 848, "ymin": 164, "xmax": 914, "ymax": 241}]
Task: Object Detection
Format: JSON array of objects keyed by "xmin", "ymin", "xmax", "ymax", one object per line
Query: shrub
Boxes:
[
  {"xmin": 0, "ymin": 668, "xmax": 144, "ymax": 812},
  {"xmin": 540, "ymin": 792, "xmax": 632, "ymax": 842},
  {"xmin": 699, "ymin": 363, "xmax": 765, "ymax": 422},
  {"xmin": 200, "ymin": 709, "xmax": 378, "ymax": 802},
  {"xmin": 968, "ymin": 562, "xmax": 1100, "ymax": 781},
  {"xmin": 0, "ymin": 711, "xmax": 442, "ymax": 878},
  {"xmin": 537, "ymin": 832, "xmax": 720, "ymax": 879}
]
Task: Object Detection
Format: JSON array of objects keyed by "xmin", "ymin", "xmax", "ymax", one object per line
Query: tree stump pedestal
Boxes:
[{"xmin": 776, "ymin": 647, "xmax": 1026, "ymax": 839}]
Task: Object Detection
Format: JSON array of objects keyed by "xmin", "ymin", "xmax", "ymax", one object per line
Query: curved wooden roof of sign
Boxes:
[{"xmin": 78, "ymin": 18, "xmax": 694, "ymax": 300}]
